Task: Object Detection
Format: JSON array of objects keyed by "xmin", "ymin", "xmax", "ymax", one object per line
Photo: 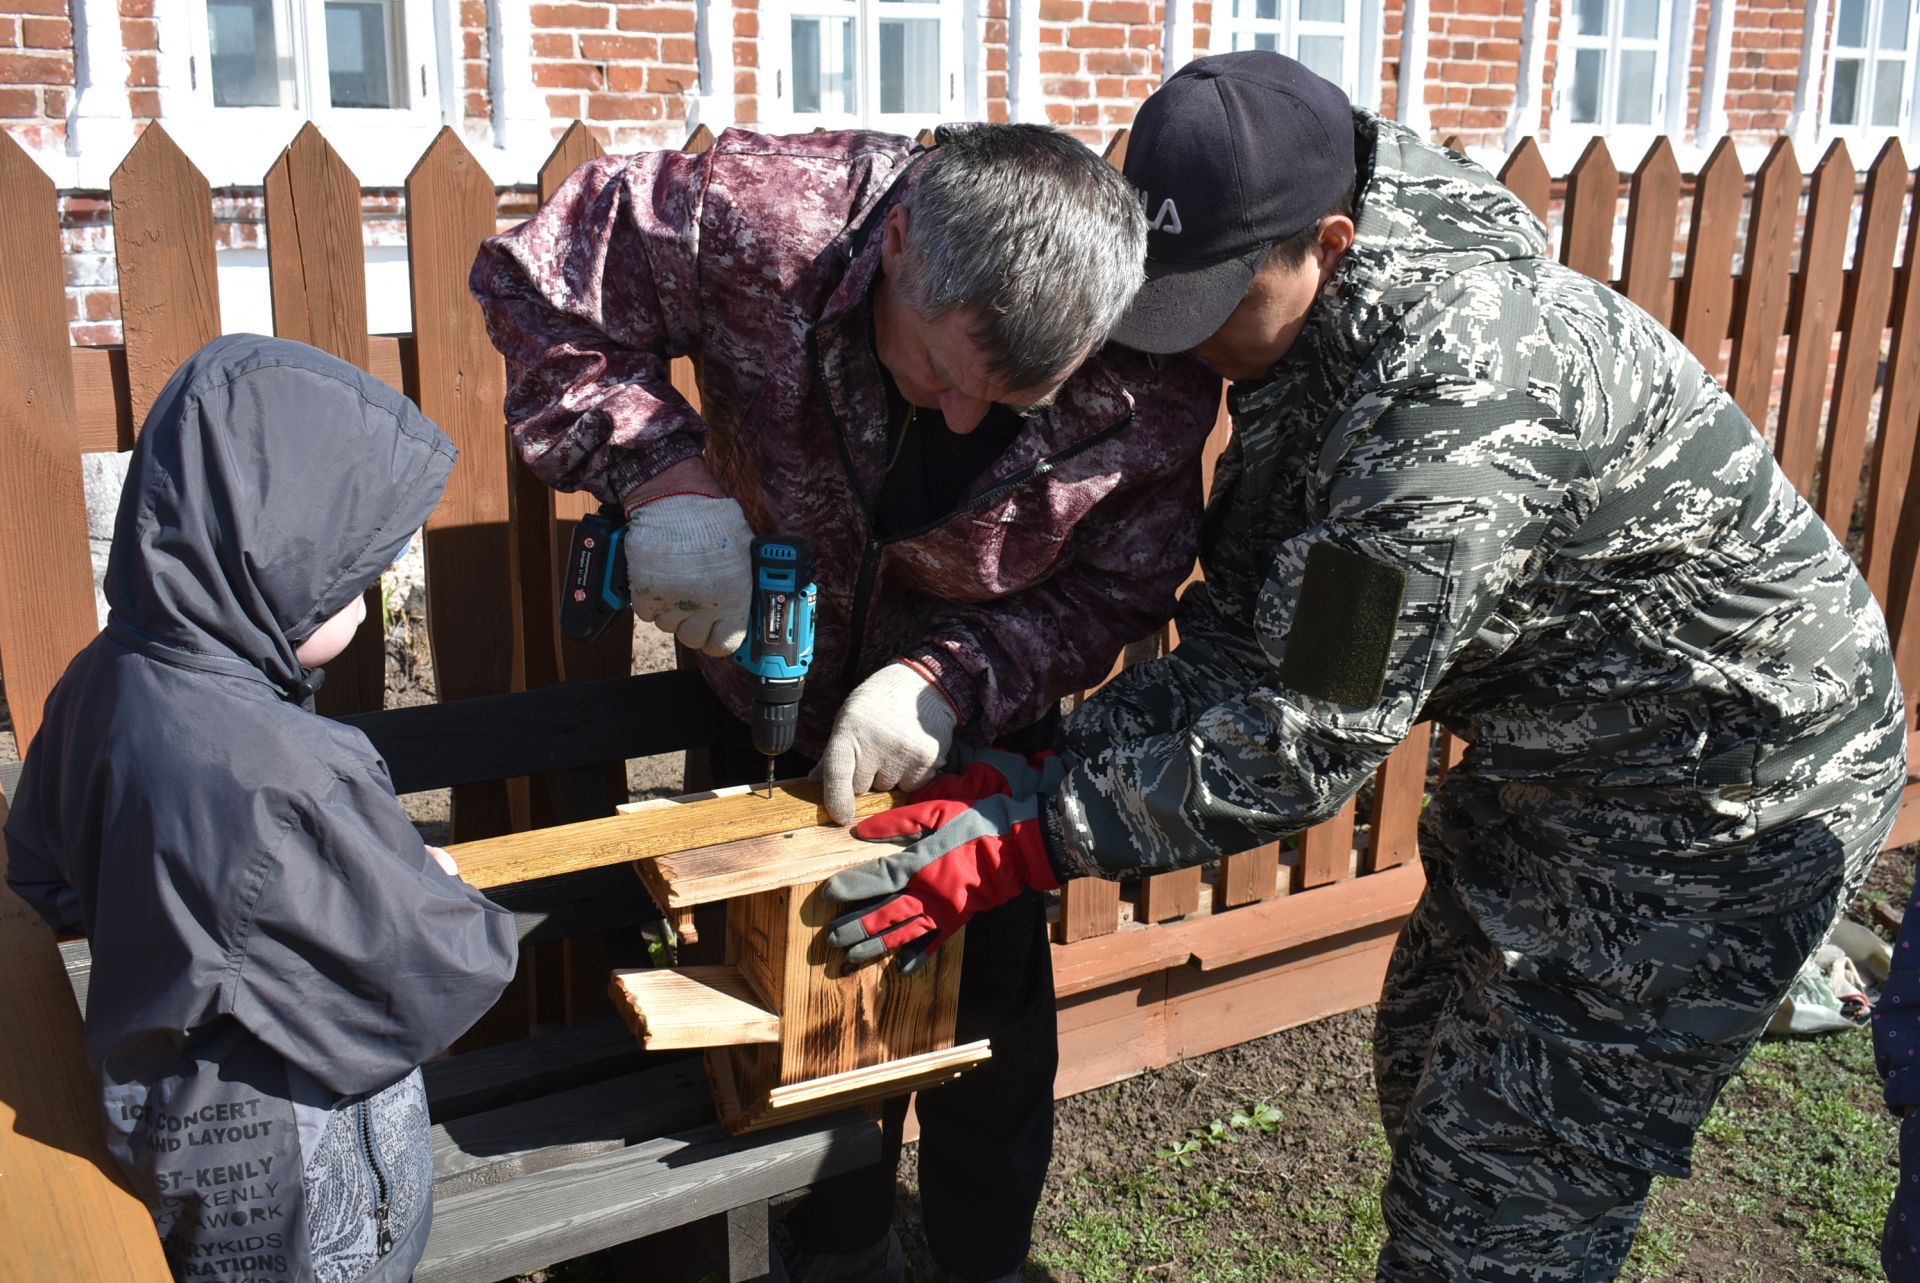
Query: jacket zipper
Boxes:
[
  {"xmin": 358, "ymin": 1098, "xmax": 394, "ymax": 1257},
  {"xmin": 811, "ymin": 325, "xmax": 1140, "ymax": 691}
]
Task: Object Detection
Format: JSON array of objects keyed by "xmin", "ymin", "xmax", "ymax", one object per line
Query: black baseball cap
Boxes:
[{"xmin": 1112, "ymin": 51, "xmax": 1356, "ymax": 355}]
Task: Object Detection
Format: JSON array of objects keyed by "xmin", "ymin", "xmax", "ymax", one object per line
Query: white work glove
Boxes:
[
  {"xmin": 817, "ymin": 661, "xmax": 961, "ymax": 825},
  {"xmin": 623, "ymin": 494, "xmax": 754, "ymax": 656}
]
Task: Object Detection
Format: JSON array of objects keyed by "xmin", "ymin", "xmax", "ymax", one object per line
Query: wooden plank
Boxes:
[
  {"xmin": 111, "ymin": 123, "xmax": 220, "ymax": 431},
  {"xmin": 1186, "ymin": 860, "xmax": 1425, "ymax": 972},
  {"xmin": 1878, "ymin": 153, "xmax": 1920, "ymax": 646},
  {"xmin": 1886, "ymin": 778, "xmax": 1920, "ymax": 850},
  {"xmin": 415, "ymin": 1111, "xmax": 880, "ymax": 1283},
  {"xmin": 761, "ymin": 1040, "xmax": 991, "ymax": 1113},
  {"xmin": 1852, "ymin": 140, "xmax": 1913, "ymax": 600},
  {"xmin": 609, "ymin": 965, "xmax": 782, "ymax": 1049},
  {"xmin": 265, "ymin": 123, "xmax": 387, "ymax": 719},
  {"xmin": 1619, "ymin": 138, "xmax": 1683, "ymax": 327},
  {"xmin": 1559, "ymin": 137, "xmax": 1618, "ymax": 284},
  {"xmin": 1496, "ymin": 137, "xmax": 1551, "ymax": 221},
  {"xmin": 0, "ymin": 134, "xmax": 99, "ymax": 750},
  {"xmin": 1138, "ymin": 865, "xmax": 1206, "ymax": 922},
  {"xmin": 1051, "ymin": 924, "xmax": 1194, "ymax": 998},
  {"xmin": 422, "ymin": 1017, "xmax": 649, "ymax": 1120},
  {"xmin": 1366, "ymin": 723, "xmax": 1430, "ymax": 873},
  {"xmin": 1673, "ymin": 138, "xmax": 1745, "ymax": 373},
  {"xmin": 1053, "ymin": 972, "xmax": 1169, "ymax": 1097},
  {"xmin": 1164, "ymin": 922, "xmax": 1403, "ymax": 1062},
  {"xmin": 446, "ymin": 780, "xmax": 896, "ymax": 892},
  {"xmin": 0, "ymin": 795, "xmax": 173, "ymax": 1283},
  {"xmin": 408, "ymin": 128, "xmax": 526, "ymax": 841},
  {"xmin": 644, "ymin": 825, "xmax": 882, "ymax": 909},
  {"xmin": 1776, "ymin": 140, "xmax": 1853, "ymax": 504},
  {"xmin": 1726, "ymin": 139, "xmax": 1800, "ymax": 428},
  {"xmin": 69, "ymin": 345, "xmax": 134, "ymax": 452},
  {"xmin": 1219, "ymin": 844, "xmax": 1281, "ymax": 908},
  {"xmin": 430, "ymin": 1060, "xmax": 711, "ymax": 1196},
  {"xmin": 1298, "ymin": 795, "xmax": 1358, "ymax": 889},
  {"xmin": 343, "ymin": 670, "xmax": 734, "ymax": 795},
  {"xmin": 1059, "ymin": 875, "xmax": 1125, "ymax": 944}
]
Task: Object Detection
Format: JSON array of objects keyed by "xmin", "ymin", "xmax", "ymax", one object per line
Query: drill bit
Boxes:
[{"xmin": 764, "ymin": 758, "xmax": 775, "ymax": 799}]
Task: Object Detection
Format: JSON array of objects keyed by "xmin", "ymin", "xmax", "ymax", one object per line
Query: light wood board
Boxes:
[{"xmin": 609, "ymin": 965, "xmax": 782, "ymax": 1050}]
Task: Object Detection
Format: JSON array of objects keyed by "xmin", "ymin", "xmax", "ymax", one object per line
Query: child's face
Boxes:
[{"xmin": 294, "ymin": 593, "xmax": 368, "ymax": 668}]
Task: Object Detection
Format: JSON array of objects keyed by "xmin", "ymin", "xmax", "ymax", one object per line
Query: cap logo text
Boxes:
[{"xmin": 1148, "ymin": 198, "xmax": 1183, "ymax": 235}]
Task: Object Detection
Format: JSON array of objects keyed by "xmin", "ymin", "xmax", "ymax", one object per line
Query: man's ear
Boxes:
[
  {"xmin": 1317, "ymin": 213, "xmax": 1356, "ymax": 274},
  {"xmin": 880, "ymin": 206, "xmax": 911, "ymax": 274}
]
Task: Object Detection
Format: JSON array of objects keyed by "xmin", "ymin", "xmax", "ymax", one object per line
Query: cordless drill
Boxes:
[
  {"xmin": 561, "ymin": 511, "xmax": 817, "ymax": 797},
  {"xmin": 735, "ymin": 536, "xmax": 818, "ymax": 797}
]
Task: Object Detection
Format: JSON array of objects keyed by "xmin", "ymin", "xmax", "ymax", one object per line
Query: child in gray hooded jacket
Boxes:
[{"xmin": 4, "ymin": 335, "xmax": 519, "ymax": 1283}]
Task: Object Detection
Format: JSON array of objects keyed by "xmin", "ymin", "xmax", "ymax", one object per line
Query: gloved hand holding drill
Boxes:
[
  {"xmin": 621, "ymin": 457, "xmax": 754, "ymax": 656},
  {"xmin": 822, "ymin": 744, "xmax": 1069, "ymax": 973}
]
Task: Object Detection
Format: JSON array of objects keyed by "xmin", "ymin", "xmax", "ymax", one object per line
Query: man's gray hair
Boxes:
[{"xmin": 897, "ymin": 124, "xmax": 1147, "ymax": 391}]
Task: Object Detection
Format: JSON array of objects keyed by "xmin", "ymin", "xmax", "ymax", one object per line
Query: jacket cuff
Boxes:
[
  {"xmin": 899, "ymin": 645, "xmax": 980, "ymax": 728},
  {"xmin": 602, "ymin": 435, "xmax": 706, "ymax": 509},
  {"xmin": 1042, "ymin": 785, "xmax": 1102, "ymax": 881}
]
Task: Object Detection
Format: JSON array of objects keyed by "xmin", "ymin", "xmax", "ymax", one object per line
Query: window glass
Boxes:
[
  {"xmin": 1569, "ymin": 48, "xmax": 1604, "ymax": 122},
  {"xmin": 1616, "ymin": 49, "xmax": 1656, "ymax": 123},
  {"xmin": 1235, "ymin": 29, "xmax": 1280, "ymax": 50},
  {"xmin": 1575, "ymin": 0, "xmax": 1607, "ymax": 38},
  {"xmin": 1873, "ymin": 56, "xmax": 1906, "ymax": 123},
  {"xmin": 1832, "ymin": 56, "xmax": 1864, "ymax": 124},
  {"xmin": 207, "ymin": 0, "xmax": 287, "ymax": 107},
  {"xmin": 1297, "ymin": 33, "xmax": 1342, "ymax": 79},
  {"xmin": 325, "ymin": 0, "xmax": 401, "ymax": 109},
  {"xmin": 792, "ymin": 14, "xmax": 858, "ymax": 115},
  {"xmin": 878, "ymin": 17, "xmax": 938, "ymax": 113},
  {"xmin": 1300, "ymin": 0, "xmax": 1343, "ymax": 21},
  {"xmin": 1881, "ymin": 0, "xmax": 1911, "ymax": 50},
  {"xmin": 1837, "ymin": 0, "xmax": 1869, "ymax": 47},
  {"xmin": 1621, "ymin": 0, "xmax": 1658, "ymax": 39}
]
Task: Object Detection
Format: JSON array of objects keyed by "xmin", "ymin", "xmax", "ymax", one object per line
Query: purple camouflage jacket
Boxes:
[{"xmin": 470, "ymin": 127, "xmax": 1220, "ymax": 749}]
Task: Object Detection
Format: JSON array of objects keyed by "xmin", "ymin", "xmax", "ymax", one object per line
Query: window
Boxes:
[
  {"xmin": 769, "ymin": 0, "xmax": 963, "ymax": 130},
  {"xmin": 1557, "ymin": 0, "xmax": 1668, "ymax": 131},
  {"xmin": 189, "ymin": 0, "xmax": 438, "ymax": 126},
  {"xmin": 1210, "ymin": 0, "xmax": 1362, "ymax": 96},
  {"xmin": 1826, "ymin": 0, "xmax": 1918, "ymax": 135}
]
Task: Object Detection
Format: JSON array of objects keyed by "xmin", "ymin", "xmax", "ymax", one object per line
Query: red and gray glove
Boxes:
[
  {"xmin": 822, "ymin": 790, "xmax": 1063, "ymax": 974},
  {"xmin": 909, "ymin": 742, "xmax": 1066, "ymax": 807}
]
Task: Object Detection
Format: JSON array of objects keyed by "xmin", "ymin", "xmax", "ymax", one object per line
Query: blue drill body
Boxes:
[{"xmin": 735, "ymin": 537, "xmax": 818, "ymax": 776}]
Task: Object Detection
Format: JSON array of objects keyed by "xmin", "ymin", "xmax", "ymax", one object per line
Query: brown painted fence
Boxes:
[{"xmin": 3, "ymin": 121, "xmax": 1920, "ymax": 1107}]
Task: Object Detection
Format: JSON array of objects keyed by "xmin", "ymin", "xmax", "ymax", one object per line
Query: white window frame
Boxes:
[
  {"xmin": 1206, "ymin": 0, "xmax": 1366, "ymax": 102},
  {"xmin": 764, "ymin": 0, "xmax": 966, "ymax": 135},
  {"xmin": 1551, "ymin": 0, "xmax": 1672, "ymax": 149},
  {"xmin": 1820, "ymin": 0, "xmax": 1920, "ymax": 146},
  {"xmin": 168, "ymin": 0, "xmax": 445, "ymax": 184}
]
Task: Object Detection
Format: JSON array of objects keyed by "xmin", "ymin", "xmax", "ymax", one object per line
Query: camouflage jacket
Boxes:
[
  {"xmin": 470, "ymin": 129, "xmax": 1220, "ymax": 746},
  {"xmin": 1051, "ymin": 112, "xmax": 1906, "ymax": 890}
]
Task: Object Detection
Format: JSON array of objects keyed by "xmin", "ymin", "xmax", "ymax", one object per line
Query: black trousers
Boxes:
[{"xmin": 702, "ymin": 708, "xmax": 1060, "ymax": 1281}]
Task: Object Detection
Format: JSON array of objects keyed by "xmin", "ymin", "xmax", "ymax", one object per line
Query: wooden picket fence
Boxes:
[{"xmin": 2, "ymin": 118, "xmax": 1920, "ymax": 1106}]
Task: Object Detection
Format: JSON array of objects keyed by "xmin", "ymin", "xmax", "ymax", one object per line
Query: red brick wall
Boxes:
[
  {"xmin": 2, "ymin": 0, "xmax": 75, "ymax": 153},
  {"xmin": 459, "ymin": 0, "xmax": 490, "ymax": 141},
  {"xmin": 1422, "ymin": 0, "xmax": 1525, "ymax": 147},
  {"xmin": 733, "ymin": 0, "xmax": 759, "ymax": 127},
  {"xmin": 1380, "ymin": 0, "xmax": 1401, "ymax": 120},
  {"xmin": 986, "ymin": 0, "xmax": 1008, "ymax": 123},
  {"xmin": 1037, "ymin": 0, "xmax": 1164, "ymax": 143},
  {"xmin": 531, "ymin": 0, "xmax": 700, "ymax": 147},
  {"xmin": 1724, "ymin": 0, "xmax": 1810, "ymax": 138}
]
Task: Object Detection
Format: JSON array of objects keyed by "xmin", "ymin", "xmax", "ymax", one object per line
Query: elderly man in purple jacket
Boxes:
[{"xmin": 471, "ymin": 124, "xmax": 1218, "ymax": 1282}]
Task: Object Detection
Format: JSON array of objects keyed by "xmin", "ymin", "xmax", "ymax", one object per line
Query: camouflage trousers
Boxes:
[{"xmin": 1372, "ymin": 802, "xmax": 1889, "ymax": 1282}]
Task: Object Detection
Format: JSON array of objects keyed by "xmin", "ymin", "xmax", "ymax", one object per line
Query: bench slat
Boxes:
[
  {"xmin": 431, "ymin": 1060, "xmax": 712, "ymax": 1197},
  {"xmin": 416, "ymin": 1111, "xmax": 879, "ymax": 1283},
  {"xmin": 423, "ymin": 1017, "xmax": 652, "ymax": 1122}
]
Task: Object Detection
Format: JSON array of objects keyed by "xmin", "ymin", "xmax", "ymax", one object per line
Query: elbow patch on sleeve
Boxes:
[{"xmin": 1281, "ymin": 543, "xmax": 1407, "ymax": 707}]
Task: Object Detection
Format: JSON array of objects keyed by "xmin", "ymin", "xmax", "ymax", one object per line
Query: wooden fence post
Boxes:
[
  {"xmin": 0, "ymin": 134, "xmax": 97, "ymax": 750},
  {"xmin": 1862, "ymin": 141, "xmax": 1920, "ymax": 604},
  {"xmin": 407, "ymin": 128, "xmax": 527, "ymax": 843},
  {"xmin": 1726, "ymin": 138, "xmax": 1799, "ymax": 428},
  {"xmin": 1496, "ymin": 137, "xmax": 1551, "ymax": 222},
  {"xmin": 1559, "ymin": 138, "xmax": 1618, "ymax": 284},
  {"xmin": 1776, "ymin": 140, "xmax": 1853, "ymax": 501},
  {"xmin": 265, "ymin": 124, "xmax": 387, "ymax": 718},
  {"xmin": 112, "ymin": 124, "xmax": 220, "ymax": 432},
  {"xmin": 1619, "ymin": 138, "xmax": 1682, "ymax": 326},
  {"xmin": 1673, "ymin": 138, "xmax": 1744, "ymax": 376}
]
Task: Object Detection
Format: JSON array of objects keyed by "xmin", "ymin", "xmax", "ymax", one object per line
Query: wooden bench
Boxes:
[{"xmin": 0, "ymin": 669, "xmax": 885, "ymax": 1283}]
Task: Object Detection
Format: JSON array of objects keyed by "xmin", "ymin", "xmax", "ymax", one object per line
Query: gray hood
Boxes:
[{"xmin": 105, "ymin": 333, "xmax": 452, "ymax": 698}]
